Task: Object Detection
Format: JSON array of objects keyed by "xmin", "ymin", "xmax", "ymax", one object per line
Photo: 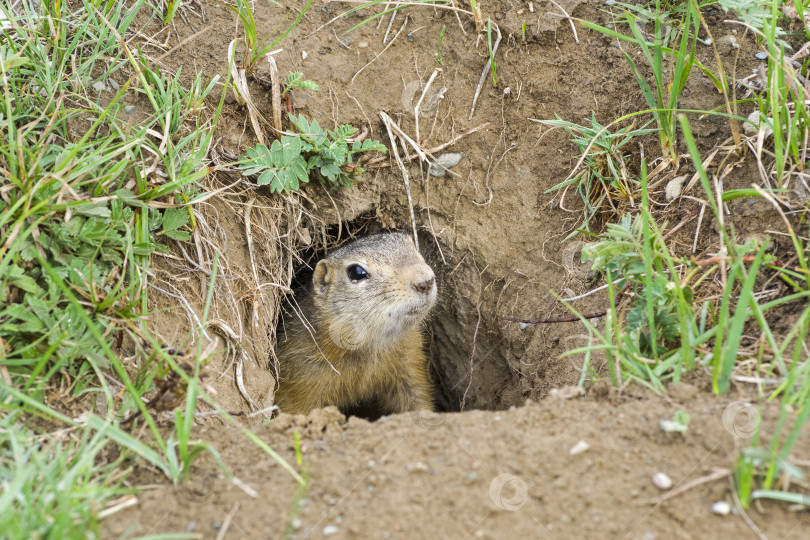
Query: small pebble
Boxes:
[
  {"xmin": 323, "ymin": 525, "xmax": 339, "ymax": 535},
  {"xmin": 665, "ymin": 175, "xmax": 688, "ymax": 201},
  {"xmin": 124, "ymin": 105, "xmax": 135, "ymax": 114},
  {"xmin": 291, "ymin": 518, "xmax": 302, "ymax": 530},
  {"xmin": 605, "ymin": 0, "xmax": 616, "ymax": 5},
  {"xmin": 358, "ymin": 40, "xmax": 369, "ymax": 48},
  {"xmin": 717, "ymin": 35, "xmax": 739, "ymax": 49},
  {"xmin": 301, "ymin": 51, "xmax": 308, "ymax": 60},
  {"xmin": 755, "ymin": 51, "xmax": 768, "ymax": 60},
  {"xmin": 428, "ymin": 152, "xmax": 463, "ymax": 177},
  {"xmin": 703, "ymin": 38, "xmax": 712, "ymax": 46},
  {"xmin": 712, "ymin": 501, "xmax": 731, "ymax": 515},
  {"xmin": 407, "ymin": 461, "xmax": 429, "ymax": 472},
  {"xmin": 569, "ymin": 440, "xmax": 590, "ymax": 455},
  {"xmin": 652, "ymin": 472, "xmax": 672, "ymax": 490},
  {"xmin": 92, "ymin": 81, "xmax": 106, "ymax": 93}
]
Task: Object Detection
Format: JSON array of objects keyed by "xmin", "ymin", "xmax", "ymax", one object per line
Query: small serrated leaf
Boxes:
[
  {"xmin": 321, "ymin": 163, "xmax": 341, "ymax": 179},
  {"xmin": 291, "ymin": 157, "xmax": 309, "ymax": 184},
  {"xmin": 283, "ymin": 135, "xmax": 301, "ymax": 163},
  {"xmin": 162, "ymin": 207, "xmax": 189, "ymax": 233},
  {"xmin": 257, "ymin": 169, "xmax": 275, "ymax": 186},
  {"xmin": 164, "ymin": 229, "xmax": 191, "ymax": 241}
]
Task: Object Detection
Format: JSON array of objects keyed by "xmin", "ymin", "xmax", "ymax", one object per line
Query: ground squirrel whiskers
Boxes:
[{"xmin": 274, "ymin": 232, "xmax": 437, "ymax": 416}]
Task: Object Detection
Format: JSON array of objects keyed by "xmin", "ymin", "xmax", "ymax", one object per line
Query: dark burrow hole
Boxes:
[{"xmin": 276, "ymin": 211, "xmax": 474, "ymax": 419}]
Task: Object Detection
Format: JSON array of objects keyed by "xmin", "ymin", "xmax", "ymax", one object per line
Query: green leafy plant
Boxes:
[
  {"xmin": 283, "ymin": 71, "xmax": 319, "ymax": 96},
  {"xmin": 582, "ymin": 211, "xmax": 695, "ymax": 363},
  {"xmin": 719, "ymin": 0, "xmax": 788, "ymax": 40},
  {"xmin": 562, "ymin": 142, "xmax": 791, "ymax": 391},
  {"xmin": 239, "ymin": 114, "xmax": 386, "ymax": 193}
]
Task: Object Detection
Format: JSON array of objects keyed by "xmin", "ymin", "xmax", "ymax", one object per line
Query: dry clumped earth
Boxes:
[{"xmin": 108, "ymin": 0, "xmax": 809, "ymax": 537}]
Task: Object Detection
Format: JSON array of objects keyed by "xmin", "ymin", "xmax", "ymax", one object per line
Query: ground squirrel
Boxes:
[{"xmin": 274, "ymin": 232, "xmax": 437, "ymax": 417}]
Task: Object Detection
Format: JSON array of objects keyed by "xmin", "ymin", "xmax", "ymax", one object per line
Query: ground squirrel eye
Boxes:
[{"xmin": 346, "ymin": 264, "xmax": 369, "ymax": 281}]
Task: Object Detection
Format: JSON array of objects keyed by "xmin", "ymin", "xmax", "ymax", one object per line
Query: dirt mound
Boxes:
[{"xmin": 108, "ymin": 383, "xmax": 809, "ymax": 538}]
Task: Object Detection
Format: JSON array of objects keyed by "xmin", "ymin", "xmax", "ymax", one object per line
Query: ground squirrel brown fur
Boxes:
[{"xmin": 274, "ymin": 232, "xmax": 437, "ymax": 416}]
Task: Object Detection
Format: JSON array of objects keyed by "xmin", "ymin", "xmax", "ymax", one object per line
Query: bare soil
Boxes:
[
  {"xmin": 109, "ymin": 379, "xmax": 810, "ymax": 538},
  {"xmin": 106, "ymin": 0, "xmax": 809, "ymax": 537}
]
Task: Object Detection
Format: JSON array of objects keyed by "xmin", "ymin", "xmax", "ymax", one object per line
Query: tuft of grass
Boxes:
[
  {"xmin": 487, "ymin": 18, "xmax": 497, "ymax": 86},
  {"xmin": 581, "ymin": 0, "xmax": 699, "ymax": 160},
  {"xmin": 230, "ymin": 0, "xmax": 311, "ymax": 73},
  {"xmin": 560, "ymin": 115, "xmax": 810, "ymax": 508},
  {"xmin": 0, "ymin": 412, "xmax": 130, "ymax": 539},
  {"xmin": 530, "ymin": 115, "xmax": 658, "ymax": 238},
  {"xmin": 681, "ymin": 117, "xmax": 810, "ymax": 508},
  {"xmin": 436, "ymin": 24, "xmax": 446, "ymax": 65},
  {"xmin": 0, "ymin": 0, "xmax": 304, "ymax": 534},
  {"xmin": 560, "ymin": 117, "xmax": 806, "ymax": 392},
  {"xmin": 728, "ymin": 0, "xmax": 810, "ymax": 187}
]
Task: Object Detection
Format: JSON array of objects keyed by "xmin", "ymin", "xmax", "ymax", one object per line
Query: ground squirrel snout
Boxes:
[{"xmin": 274, "ymin": 232, "xmax": 437, "ymax": 417}]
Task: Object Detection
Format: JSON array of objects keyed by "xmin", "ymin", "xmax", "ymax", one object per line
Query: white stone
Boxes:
[
  {"xmin": 665, "ymin": 175, "xmax": 688, "ymax": 201},
  {"xmin": 652, "ymin": 472, "xmax": 672, "ymax": 490},
  {"xmin": 712, "ymin": 501, "xmax": 731, "ymax": 515},
  {"xmin": 569, "ymin": 440, "xmax": 590, "ymax": 455}
]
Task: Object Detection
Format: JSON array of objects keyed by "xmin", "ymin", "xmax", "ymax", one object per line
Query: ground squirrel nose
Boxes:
[{"xmin": 412, "ymin": 277, "xmax": 435, "ymax": 296}]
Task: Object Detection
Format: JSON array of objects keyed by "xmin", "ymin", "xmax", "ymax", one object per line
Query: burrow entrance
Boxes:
[{"xmin": 278, "ymin": 207, "xmax": 591, "ymax": 415}]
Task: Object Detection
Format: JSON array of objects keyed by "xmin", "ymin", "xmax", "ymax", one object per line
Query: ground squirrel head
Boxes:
[{"xmin": 312, "ymin": 232, "xmax": 437, "ymax": 352}]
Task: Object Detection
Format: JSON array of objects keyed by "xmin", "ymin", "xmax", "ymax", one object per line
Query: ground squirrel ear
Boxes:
[{"xmin": 312, "ymin": 260, "xmax": 331, "ymax": 296}]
